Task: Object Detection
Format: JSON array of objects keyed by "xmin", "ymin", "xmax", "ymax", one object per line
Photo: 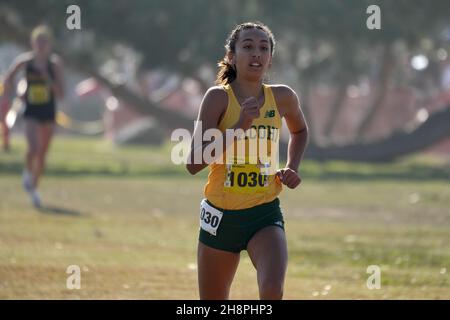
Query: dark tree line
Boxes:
[{"xmin": 1, "ymin": 0, "xmax": 450, "ymax": 161}]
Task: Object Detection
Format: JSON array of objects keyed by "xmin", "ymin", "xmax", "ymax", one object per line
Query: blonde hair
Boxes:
[{"xmin": 31, "ymin": 25, "xmax": 53, "ymax": 43}]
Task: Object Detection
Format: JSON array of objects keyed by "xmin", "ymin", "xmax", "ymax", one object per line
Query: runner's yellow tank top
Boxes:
[{"xmin": 204, "ymin": 83, "xmax": 282, "ymax": 210}]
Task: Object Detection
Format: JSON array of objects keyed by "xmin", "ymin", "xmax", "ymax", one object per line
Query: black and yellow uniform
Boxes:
[
  {"xmin": 23, "ymin": 59, "xmax": 56, "ymax": 122},
  {"xmin": 199, "ymin": 84, "xmax": 284, "ymax": 252}
]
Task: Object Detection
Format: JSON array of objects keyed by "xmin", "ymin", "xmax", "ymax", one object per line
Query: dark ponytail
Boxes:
[
  {"xmin": 216, "ymin": 59, "xmax": 237, "ymax": 86},
  {"xmin": 215, "ymin": 21, "xmax": 275, "ymax": 86}
]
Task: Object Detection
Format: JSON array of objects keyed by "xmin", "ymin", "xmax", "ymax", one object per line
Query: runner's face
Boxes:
[
  {"xmin": 232, "ymin": 28, "xmax": 272, "ymax": 82},
  {"xmin": 32, "ymin": 35, "xmax": 52, "ymax": 58}
]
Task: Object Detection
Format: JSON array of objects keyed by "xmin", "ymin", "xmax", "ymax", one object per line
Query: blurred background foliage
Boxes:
[{"xmin": 1, "ymin": 0, "xmax": 450, "ymax": 160}]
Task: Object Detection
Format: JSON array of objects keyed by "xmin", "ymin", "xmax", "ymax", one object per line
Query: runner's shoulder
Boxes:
[
  {"xmin": 13, "ymin": 52, "xmax": 34, "ymax": 67},
  {"xmin": 202, "ymin": 86, "xmax": 228, "ymax": 112},
  {"xmin": 5, "ymin": 53, "xmax": 32, "ymax": 76},
  {"xmin": 205, "ymin": 85, "xmax": 228, "ymax": 100},
  {"xmin": 268, "ymin": 84, "xmax": 299, "ymax": 103},
  {"xmin": 49, "ymin": 54, "xmax": 63, "ymax": 67}
]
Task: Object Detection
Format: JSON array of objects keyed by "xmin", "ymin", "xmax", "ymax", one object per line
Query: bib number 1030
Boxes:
[
  {"xmin": 225, "ymin": 171, "xmax": 268, "ymax": 188},
  {"xmin": 199, "ymin": 199, "xmax": 223, "ymax": 236},
  {"xmin": 224, "ymin": 164, "xmax": 270, "ymax": 193}
]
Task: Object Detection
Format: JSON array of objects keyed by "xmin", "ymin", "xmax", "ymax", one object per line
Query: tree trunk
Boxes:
[
  {"xmin": 354, "ymin": 45, "xmax": 394, "ymax": 141},
  {"xmin": 305, "ymin": 105, "xmax": 450, "ymax": 162},
  {"xmin": 323, "ymin": 74, "xmax": 349, "ymax": 139}
]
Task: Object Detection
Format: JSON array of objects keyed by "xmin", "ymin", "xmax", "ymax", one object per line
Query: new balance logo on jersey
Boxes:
[{"xmin": 264, "ymin": 110, "xmax": 275, "ymax": 118}]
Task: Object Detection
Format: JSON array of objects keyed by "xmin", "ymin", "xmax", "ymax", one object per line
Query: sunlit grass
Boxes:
[{"xmin": 0, "ymin": 135, "xmax": 449, "ymax": 299}]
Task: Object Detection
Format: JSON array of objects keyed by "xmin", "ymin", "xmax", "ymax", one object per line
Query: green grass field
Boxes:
[{"xmin": 1, "ymin": 135, "xmax": 450, "ymax": 299}]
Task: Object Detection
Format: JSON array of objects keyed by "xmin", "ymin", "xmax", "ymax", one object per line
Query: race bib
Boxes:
[
  {"xmin": 200, "ymin": 199, "xmax": 223, "ymax": 236},
  {"xmin": 224, "ymin": 162, "xmax": 271, "ymax": 194},
  {"xmin": 28, "ymin": 84, "xmax": 50, "ymax": 104}
]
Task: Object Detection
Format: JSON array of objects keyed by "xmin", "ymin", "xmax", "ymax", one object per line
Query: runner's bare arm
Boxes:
[
  {"xmin": 186, "ymin": 87, "xmax": 227, "ymax": 175},
  {"xmin": 2, "ymin": 53, "xmax": 31, "ymax": 101},
  {"xmin": 273, "ymin": 85, "xmax": 308, "ymax": 188},
  {"xmin": 1, "ymin": 53, "xmax": 31, "ymax": 118}
]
